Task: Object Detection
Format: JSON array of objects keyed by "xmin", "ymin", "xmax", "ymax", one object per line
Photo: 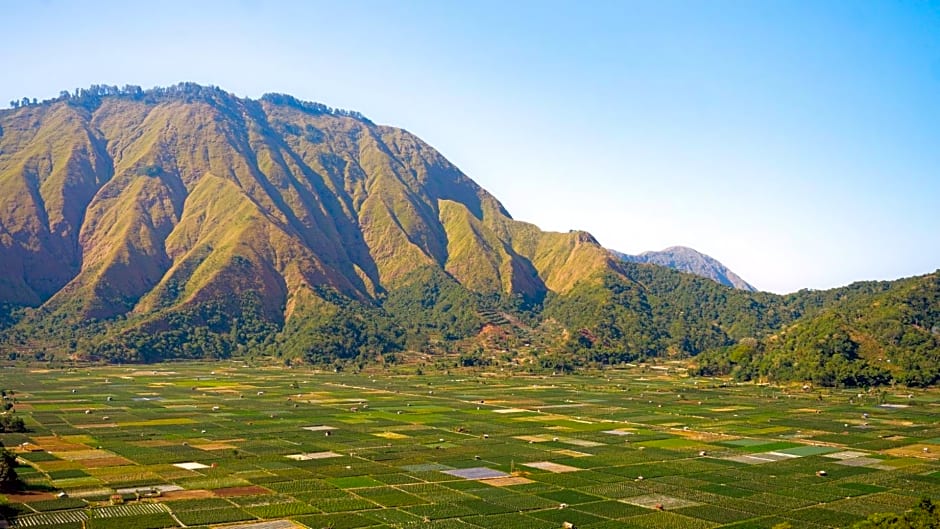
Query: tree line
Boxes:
[{"xmin": 5, "ymin": 83, "xmax": 373, "ymax": 126}]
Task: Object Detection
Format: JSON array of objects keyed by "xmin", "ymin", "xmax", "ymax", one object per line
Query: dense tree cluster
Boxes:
[
  {"xmin": 0, "ymin": 389, "xmax": 25, "ymax": 433},
  {"xmin": 280, "ymin": 308, "xmax": 403, "ymax": 366},
  {"xmin": 0, "ymin": 414, "xmax": 24, "ymax": 433},
  {"xmin": 0, "ymin": 447, "xmax": 21, "ymax": 492},
  {"xmin": 693, "ymin": 271, "xmax": 940, "ymax": 387},
  {"xmin": 852, "ymin": 497, "xmax": 940, "ymax": 528},
  {"xmin": 543, "ymin": 267, "xmax": 771, "ymax": 364},
  {"xmin": 87, "ymin": 292, "xmax": 279, "ymax": 363},
  {"xmin": 384, "ymin": 266, "xmax": 485, "ymax": 349}
]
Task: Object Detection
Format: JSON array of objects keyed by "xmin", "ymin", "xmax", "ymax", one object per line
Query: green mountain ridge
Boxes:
[
  {"xmin": 694, "ymin": 271, "xmax": 940, "ymax": 386},
  {"xmin": 0, "ymin": 83, "xmax": 937, "ymax": 386}
]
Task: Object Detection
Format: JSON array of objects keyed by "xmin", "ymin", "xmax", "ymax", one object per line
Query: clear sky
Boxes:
[{"xmin": 4, "ymin": 0, "xmax": 939, "ymax": 293}]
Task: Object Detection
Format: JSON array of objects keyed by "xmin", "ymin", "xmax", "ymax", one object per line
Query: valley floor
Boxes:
[{"xmin": 0, "ymin": 363, "xmax": 938, "ymax": 529}]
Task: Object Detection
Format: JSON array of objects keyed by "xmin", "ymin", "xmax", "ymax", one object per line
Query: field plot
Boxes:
[{"xmin": 1, "ymin": 363, "xmax": 939, "ymax": 529}]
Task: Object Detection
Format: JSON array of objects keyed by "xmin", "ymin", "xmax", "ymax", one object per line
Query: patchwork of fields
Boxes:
[{"xmin": 1, "ymin": 363, "xmax": 939, "ymax": 529}]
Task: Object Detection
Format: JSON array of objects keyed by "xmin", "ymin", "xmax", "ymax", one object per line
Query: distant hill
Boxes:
[
  {"xmin": 614, "ymin": 246, "xmax": 757, "ymax": 291},
  {"xmin": 0, "ymin": 83, "xmax": 936, "ymax": 387},
  {"xmin": 693, "ymin": 271, "xmax": 940, "ymax": 387}
]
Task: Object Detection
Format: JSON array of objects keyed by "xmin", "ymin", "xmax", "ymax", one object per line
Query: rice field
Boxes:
[{"xmin": 0, "ymin": 362, "xmax": 938, "ymax": 529}]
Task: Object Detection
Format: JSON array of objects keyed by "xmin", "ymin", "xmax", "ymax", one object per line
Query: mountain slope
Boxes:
[
  {"xmin": 0, "ymin": 102, "xmax": 113, "ymax": 306},
  {"xmin": 0, "ymin": 84, "xmax": 612, "ymax": 360},
  {"xmin": 615, "ymin": 246, "xmax": 757, "ymax": 291}
]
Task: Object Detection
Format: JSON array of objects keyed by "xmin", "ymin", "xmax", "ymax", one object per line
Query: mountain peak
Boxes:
[{"xmin": 615, "ymin": 246, "xmax": 757, "ymax": 291}]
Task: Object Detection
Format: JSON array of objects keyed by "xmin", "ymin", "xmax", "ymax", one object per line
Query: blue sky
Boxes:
[{"xmin": 4, "ymin": 0, "xmax": 939, "ymax": 293}]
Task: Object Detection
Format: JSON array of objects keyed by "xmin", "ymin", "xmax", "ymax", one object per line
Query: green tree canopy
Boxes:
[{"xmin": 0, "ymin": 448, "xmax": 22, "ymax": 492}]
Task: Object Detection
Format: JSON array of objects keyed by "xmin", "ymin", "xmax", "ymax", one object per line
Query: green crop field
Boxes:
[{"xmin": 1, "ymin": 362, "xmax": 939, "ymax": 529}]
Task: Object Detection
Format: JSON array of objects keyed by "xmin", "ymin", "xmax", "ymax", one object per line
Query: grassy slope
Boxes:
[
  {"xmin": 0, "ymin": 103, "xmax": 112, "ymax": 304},
  {"xmin": 0, "ymin": 89, "xmax": 617, "ymax": 352}
]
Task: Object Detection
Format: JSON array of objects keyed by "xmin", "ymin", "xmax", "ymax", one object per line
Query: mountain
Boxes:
[
  {"xmin": 0, "ymin": 83, "xmax": 936, "ymax": 387},
  {"xmin": 0, "ymin": 84, "xmax": 612, "ymax": 361},
  {"xmin": 615, "ymin": 246, "xmax": 757, "ymax": 291}
]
